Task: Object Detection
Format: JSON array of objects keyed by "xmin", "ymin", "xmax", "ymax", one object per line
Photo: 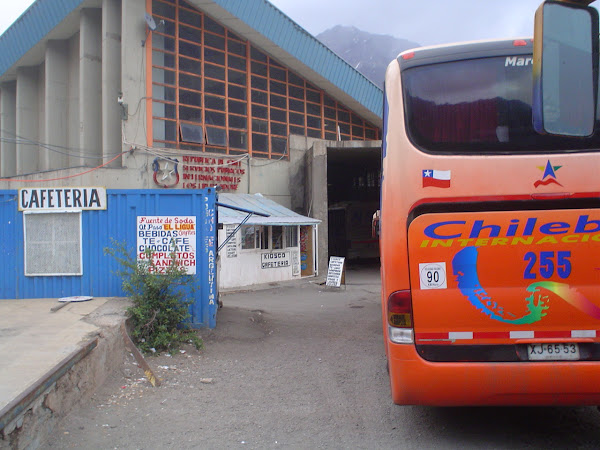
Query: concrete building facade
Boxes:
[{"xmin": 0, "ymin": 0, "xmax": 383, "ymax": 274}]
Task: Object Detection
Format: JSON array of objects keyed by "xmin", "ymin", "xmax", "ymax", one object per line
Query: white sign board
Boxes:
[
  {"xmin": 137, "ymin": 216, "xmax": 197, "ymax": 274},
  {"xmin": 19, "ymin": 187, "xmax": 107, "ymax": 211},
  {"xmin": 291, "ymin": 250, "xmax": 300, "ymax": 276},
  {"xmin": 326, "ymin": 256, "xmax": 345, "ymax": 287},
  {"xmin": 225, "ymin": 225, "xmax": 237, "ymax": 258},
  {"xmin": 418, "ymin": 262, "xmax": 447, "ymax": 290},
  {"xmin": 261, "ymin": 252, "xmax": 290, "ymax": 269}
]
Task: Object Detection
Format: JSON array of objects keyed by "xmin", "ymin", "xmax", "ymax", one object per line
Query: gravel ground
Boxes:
[{"xmin": 42, "ymin": 265, "xmax": 600, "ymax": 449}]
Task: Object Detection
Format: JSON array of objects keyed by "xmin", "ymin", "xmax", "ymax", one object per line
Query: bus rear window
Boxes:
[{"xmin": 402, "ymin": 56, "xmax": 600, "ymax": 154}]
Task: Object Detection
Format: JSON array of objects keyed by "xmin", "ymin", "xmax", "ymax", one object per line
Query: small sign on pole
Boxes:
[{"xmin": 325, "ymin": 256, "xmax": 346, "ymax": 287}]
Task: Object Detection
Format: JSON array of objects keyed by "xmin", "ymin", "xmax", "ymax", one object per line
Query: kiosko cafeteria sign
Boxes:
[{"xmin": 19, "ymin": 187, "xmax": 107, "ymax": 211}]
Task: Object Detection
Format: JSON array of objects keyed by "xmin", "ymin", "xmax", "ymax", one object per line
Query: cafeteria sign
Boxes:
[{"xmin": 19, "ymin": 187, "xmax": 106, "ymax": 211}]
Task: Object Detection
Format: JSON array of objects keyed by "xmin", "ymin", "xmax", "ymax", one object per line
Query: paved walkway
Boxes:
[
  {"xmin": 0, "ymin": 297, "xmax": 114, "ymax": 412},
  {"xmin": 0, "ymin": 266, "xmax": 376, "ymax": 444}
]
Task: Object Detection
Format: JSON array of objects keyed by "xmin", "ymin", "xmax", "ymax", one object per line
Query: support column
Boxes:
[
  {"xmin": 102, "ymin": 0, "xmax": 122, "ymax": 167},
  {"xmin": 308, "ymin": 141, "xmax": 329, "ymax": 274},
  {"xmin": 45, "ymin": 40, "xmax": 69, "ymax": 170},
  {"xmin": 16, "ymin": 67, "xmax": 40, "ymax": 175},
  {"xmin": 37, "ymin": 64, "xmax": 46, "ymax": 171},
  {"xmin": 121, "ymin": 0, "xmax": 148, "ymax": 168},
  {"xmin": 80, "ymin": 8, "xmax": 103, "ymax": 167},
  {"xmin": 67, "ymin": 34, "xmax": 81, "ymax": 167},
  {"xmin": 0, "ymin": 82, "xmax": 17, "ymax": 177}
]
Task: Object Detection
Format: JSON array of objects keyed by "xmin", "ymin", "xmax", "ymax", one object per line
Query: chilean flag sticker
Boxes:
[{"xmin": 422, "ymin": 169, "xmax": 451, "ymax": 188}]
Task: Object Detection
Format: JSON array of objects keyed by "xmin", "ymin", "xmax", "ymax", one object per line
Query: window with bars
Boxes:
[
  {"xmin": 150, "ymin": 0, "xmax": 380, "ymax": 159},
  {"xmin": 24, "ymin": 212, "xmax": 82, "ymax": 276}
]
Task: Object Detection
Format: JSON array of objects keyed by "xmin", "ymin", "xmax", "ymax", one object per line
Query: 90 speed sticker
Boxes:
[{"xmin": 419, "ymin": 262, "xmax": 447, "ymax": 290}]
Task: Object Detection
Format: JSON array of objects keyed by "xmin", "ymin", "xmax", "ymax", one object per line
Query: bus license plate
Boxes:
[{"xmin": 528, "ymin": 343, "xmax": 580, "ymax": 361}]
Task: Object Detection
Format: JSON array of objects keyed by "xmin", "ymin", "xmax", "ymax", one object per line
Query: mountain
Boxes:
[{"xmin": 317, "ymin": 25, "xmax": 420, "ymax": 88}]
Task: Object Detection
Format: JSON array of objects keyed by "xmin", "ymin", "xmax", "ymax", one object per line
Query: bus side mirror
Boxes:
[{"xmin": 533, "ymin": 1, "xmax": 599, "ymax": 137}]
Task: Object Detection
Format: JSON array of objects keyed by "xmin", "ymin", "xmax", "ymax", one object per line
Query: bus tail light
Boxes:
[{"xmin": 387, "ymin": 290, "xmax": 414, "ymax": 344}]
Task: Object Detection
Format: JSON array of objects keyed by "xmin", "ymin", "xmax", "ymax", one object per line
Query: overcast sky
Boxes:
[
  {"xmin": 269, "ymin": 0, "xmax": 544, "ymax": 46},
  {"xmin": 1, "ymin": 0, "xmax": 545, "ymax": 46}
]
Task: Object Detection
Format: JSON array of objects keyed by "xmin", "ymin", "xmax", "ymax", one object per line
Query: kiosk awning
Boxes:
[{"xmin": 218, "ymin": 193, "xmax": 320, "ymax": 226}]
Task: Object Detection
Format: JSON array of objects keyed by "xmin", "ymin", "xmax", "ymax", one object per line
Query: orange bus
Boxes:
[{"xmin": 380, "ymin": 33, "xmax": 600, "ymax": 405}]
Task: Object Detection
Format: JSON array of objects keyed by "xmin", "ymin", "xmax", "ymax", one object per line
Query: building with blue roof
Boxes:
[{"xmin": 0, "ymin": 0, "xmax": 383, "ymax": 276}]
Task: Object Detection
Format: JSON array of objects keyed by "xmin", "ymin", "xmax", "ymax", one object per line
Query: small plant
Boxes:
[{"xmin": 105, "ymin": 240, "xmax": 202, "ymax": 354}]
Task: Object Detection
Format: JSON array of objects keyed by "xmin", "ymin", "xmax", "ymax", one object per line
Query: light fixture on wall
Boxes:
[{"xmin": 141, "ymin": 13, "xmax": 164, "ymax": 47}]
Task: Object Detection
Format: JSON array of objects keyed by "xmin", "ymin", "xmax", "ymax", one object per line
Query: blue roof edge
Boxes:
[
  {"xmin": 0, "ymin": 0, "xmax": 86, "ymax": 78},
  {"xmin": 213, "ymin": 0, "xmax": 383, "ymax": 120},
  {"xmin": 217, "ymin": 192, "xmax": 321, "ymax": 225},
  {"xmin": 0, "ymin": 0, "xmax": 383, "ymax": 121}
]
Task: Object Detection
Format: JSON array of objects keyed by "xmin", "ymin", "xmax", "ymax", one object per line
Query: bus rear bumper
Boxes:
[{"xmin": 387, "ymin": 343, "xmax": 600, "ymax": 406}]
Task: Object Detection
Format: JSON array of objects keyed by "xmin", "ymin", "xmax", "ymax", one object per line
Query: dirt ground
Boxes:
[{"xmin": 42, "ymin": 265, "xmax": 600, "ymax": 449}]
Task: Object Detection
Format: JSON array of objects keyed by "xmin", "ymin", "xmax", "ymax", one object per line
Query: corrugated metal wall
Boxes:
[
  {"xmin": 0, "ymin": 191, "xmax": 19, "ymax": 296},
  {"xmin": 0, "ymin": 188, "xmax": 218, "ymax": 328}
]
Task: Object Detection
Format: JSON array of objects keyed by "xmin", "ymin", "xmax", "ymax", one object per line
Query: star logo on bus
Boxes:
[{"xmin": 534, "ymin": 160, "xmax": 562, "ymax": 188}]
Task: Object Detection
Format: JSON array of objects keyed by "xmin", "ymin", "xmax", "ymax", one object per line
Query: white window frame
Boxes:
[
  {"xmin": 257, "ymin": 226, "xmax": 268, "ymax": 250},
  {"xmin": 271, "ymin": 225, "xmax": 284, "ymax": 250},
  {"xmin": 23, "ymin": 210, "xmax": 83, "ymax": 276},
  {"xmin": 241, "ymin": 225, "xmax": 256, "ymax": 250},
  {"xmin": 285, "ymin": 225, "xmax": 299, "ymax": 248},
  {"xmin": 240, "ymin": 225, "xmax": 268, "ymax": 250}
]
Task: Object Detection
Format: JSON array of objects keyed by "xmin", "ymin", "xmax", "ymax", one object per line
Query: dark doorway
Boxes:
[{"xmin": 327, "ymin": 146, "xmax": 381, "ymax": 263}]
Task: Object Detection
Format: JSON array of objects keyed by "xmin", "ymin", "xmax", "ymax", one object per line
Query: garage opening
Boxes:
[{"xmin": 327, "ymin": 146, "xmax": 381, "ymax": 265}]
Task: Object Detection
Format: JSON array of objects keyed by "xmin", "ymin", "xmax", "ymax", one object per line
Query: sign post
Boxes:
[{"xmin": 325, "ymin": 256, "xmax": 346, "ymax": 288}]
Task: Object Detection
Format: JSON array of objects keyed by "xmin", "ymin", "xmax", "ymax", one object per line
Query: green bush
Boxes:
[{"xmin": 105, "ymin": 241, "xmax": 202, "ymax": 354}]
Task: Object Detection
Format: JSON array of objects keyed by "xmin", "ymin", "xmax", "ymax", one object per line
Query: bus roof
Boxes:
[{"xmin": 397, "ymin": 38, "xmax": 534, "ymax": 69}]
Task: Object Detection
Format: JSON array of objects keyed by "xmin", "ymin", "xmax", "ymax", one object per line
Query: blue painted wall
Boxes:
[{"xmin": 0, "ymin": 189, "xmax": 218, "ymax": 328}]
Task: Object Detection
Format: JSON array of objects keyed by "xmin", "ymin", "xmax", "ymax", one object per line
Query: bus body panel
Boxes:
[
  {"xmin": 380, "ymin": 40, "xmax": 600, "ymax": 406},
  {"xmin": 387, "ymin": 344, "xmax": 600, "ymax": 406},
  {"xmin": 409, "ymin": 209, "xmax": 600, "ymax": 345}
]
